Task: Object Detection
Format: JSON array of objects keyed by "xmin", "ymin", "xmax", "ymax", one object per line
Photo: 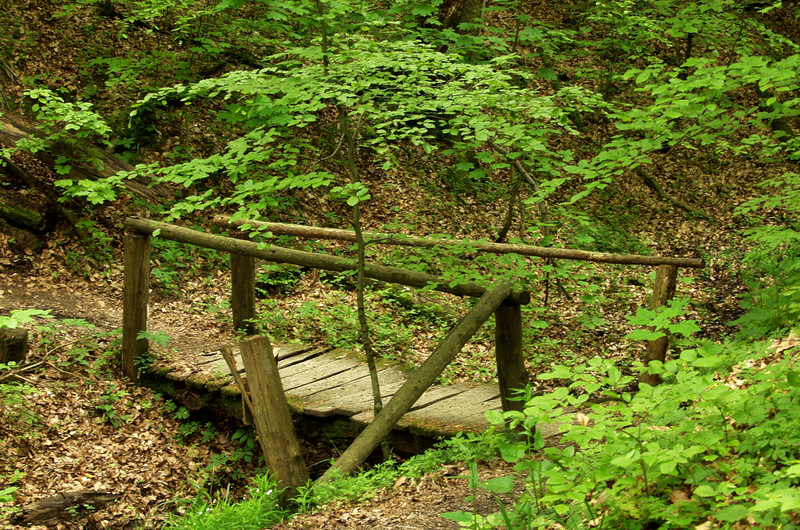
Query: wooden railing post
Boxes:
[
  {"xmin": 122, "ymin": 230, "xmax": 151, "ymax": 382},
  {"xmin": 230, "ymin": 253, "xmax": 256, "ymax": 335},
  {"xmin": 640, "ymin": 264, "xmax": 678, "ymax": 387},
  {"xmin": 495, "ymin": 299, "xmax": 527, "ymax": 414}
]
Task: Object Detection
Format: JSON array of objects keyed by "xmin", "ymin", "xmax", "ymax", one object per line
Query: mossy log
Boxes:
[{"xmin": 0, "ymin": 111, "xmax": 163, "ymax": 201}]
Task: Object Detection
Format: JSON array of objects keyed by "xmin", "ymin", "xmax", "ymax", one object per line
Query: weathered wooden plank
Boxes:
[
  {"xmin": 290, "ymin": 365, "xmax": 374, "ymax": 399},
  {"xmin": 407, "ymin": 384, "xmax": 465, "ymax": 412},
  {"xmin": 403, "ymin": 384, "xmax": 501, "ymax": 431},
  {"xmin": 276, "ymin": 346, "xmax": 330, "ymax": 368},
  {"xmin": 275, "ymin": 343, "xmax": 324, "ymax": 362},
  {"xmin": 202, "ymin": 354, "xmax": 246, "ymax": 376},
  {"xmin": 278, "ymin": 351, "xmax": 363, "ymax": 390},
  {"xmin": 314, "ymin": 369, "xmax": 408, "ymax": 417}
]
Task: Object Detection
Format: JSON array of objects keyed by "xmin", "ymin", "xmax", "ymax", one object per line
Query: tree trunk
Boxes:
[{"xmin": 440, "ymin": 0, "xmax": 485, "ymax": 34}]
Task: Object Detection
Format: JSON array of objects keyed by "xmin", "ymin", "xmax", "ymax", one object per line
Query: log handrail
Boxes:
[
  {"xmin": 212, "ymin": 214, "xmax": 705, "ymax": 269},
  {"xmin": 124, "ymin": 217, "xmax": 531, "ymax": 304}
]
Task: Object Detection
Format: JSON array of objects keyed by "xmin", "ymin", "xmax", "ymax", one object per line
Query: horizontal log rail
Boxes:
[
  {"xmin": 212, "ymin": 214, "xmax": 705, "ymax": 269},
  {"xmin": 124, "ymin": 217, "xmax": 531, "ymax": 305}
]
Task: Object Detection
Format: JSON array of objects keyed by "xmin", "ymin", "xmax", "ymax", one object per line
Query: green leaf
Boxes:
[
  {"xmin": 626, "ymin": 329, "xmax": 665, "ymax": 341},
  {"xmin": 715, "ymin": 504, "xmax": 748, "ymax": 522},
  {"xmin": 787, "ymin": 370, "xmax": 800, "ymax": 388},
  {"xmin": 693, "ymin": 484, "xmax": 716, "ymax": 497},
  {"xmin": 440, "ymin": 511, "xmax": 474, "ymax": 523},
  {"xmin": 485, "ymin": 409, "xmax": 505, "ymax": 425},
  {"xmin": 635, "ymin": 69, "xmax": 651, "ymax": 84},
  {"xmin": 669, "ymin": 320, "xmax": 701, "ymax": 337},
  {"xmin": 480, "ymin": 475, "xmax": 515, "ymax": 494},
  {"xmin": 498, "ymin": 439, "xmax": 526, "ymax": 463}
]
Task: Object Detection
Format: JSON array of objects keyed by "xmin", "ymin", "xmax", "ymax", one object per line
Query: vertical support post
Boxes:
[
  {"xmin": 495, "ymin": 299, "xmax": 527, "ymax": 413},
  {"xmin": 239, "ymin": 335, "xmax": 309, "ymax": 503},
  {"xmin": 231, "ymin": 253, "xmax": 256, "ymax": 335},
  {"xmin": 640, "ymin": 264, "xmax": 678, "ymax": 387},
  {"xmin": 122, "ymin": 230, "xmax": 151, "ymax": 382}
]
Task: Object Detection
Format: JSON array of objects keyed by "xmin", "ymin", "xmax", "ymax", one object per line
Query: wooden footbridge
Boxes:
[
  {"xmin": 121, "ymin": 215, "xmax": 704, "ymax": 491},
  {"xmin": 158, "ymin": 341, "xmax": 509, "ymax": 436}
]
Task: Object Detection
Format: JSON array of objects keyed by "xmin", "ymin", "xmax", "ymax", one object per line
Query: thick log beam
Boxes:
[
  {"xmin": 125, "ymin": 217, "xmax": 531, "ymax": 304},
  {"xmin": 495, "ymin": 300, "xmax": 527, "ymax": 414},
  {"xmin": 213, "ymin": 215, "xmax": 705, "ymax": 269},
  {"xmin": 231, "ymin": 253, "xmax": 257, "ymax": 334},
  {"xmin": 238, "ymin": 336, "xmax": 309, "ymax": 503},
  {"xmin": 319, "ymin": 283, "xmax": 512, "ymax": 482}
]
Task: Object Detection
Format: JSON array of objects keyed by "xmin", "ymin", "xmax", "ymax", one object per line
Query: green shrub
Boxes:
[{"xmin": 445, "ymin": 337, "xmax": 800, "ymax": 528}]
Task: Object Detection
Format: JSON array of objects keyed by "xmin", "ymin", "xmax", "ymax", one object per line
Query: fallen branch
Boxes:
[
  {"xmin": 0, "ymin": 111, "xmax": 164, "ymax": 202},
  {"xmin": 10, "ymin": 490, "xmax": 120, "ymax": 526},
  {"xmin": 636, "ymin": 167, "xmax": 712, "ymax": 220}
]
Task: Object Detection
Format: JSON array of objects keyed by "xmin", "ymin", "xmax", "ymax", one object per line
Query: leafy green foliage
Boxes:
[
  {"xmin": 733, "ymin": 171, "xmax": 800, "ymax": 338},
  {"xmin": 163, "ymin": 472, "xmax": 288, "ymax": 530},
  {"xmin": 0, "ymin": 309, "xmax": 52, "ymax": 329},
  {"xmin": 446, "ymin": 334, "xmax": 800, "ymax": 528}
]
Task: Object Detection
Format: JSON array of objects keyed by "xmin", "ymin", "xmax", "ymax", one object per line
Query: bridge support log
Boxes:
[
  {"xmin": 319, "ymin": 283, "xmax": 512, "ymax": 482},
  {"xmin": 239, "ymin": 336, "xmax": 309, "ymax": 503},
  {"xmin": 495, "ymin": 300, "xmax": 527, "ymax": 413},
  {"xmin": 122, "ymin": 231, "xmax": 151, "ymax": 381},
  {"xmin": 640, "ymin": 264, "xmax": 678, "ymax": 387}
]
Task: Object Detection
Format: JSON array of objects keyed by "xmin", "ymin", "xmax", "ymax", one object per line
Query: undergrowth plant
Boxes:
[
  {"xmin": 733, "ymin": 170, "xmax": 800, "ymax": 339},
  {"xmin": 445, "ymin": 332, "xmax": 800, "ymax": 528}
]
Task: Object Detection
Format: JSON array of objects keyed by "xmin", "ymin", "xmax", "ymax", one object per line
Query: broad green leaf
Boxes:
[
  {"xmin": 480, "ymin": 475, "xmax": 515, "ymax": 494},
  {"xmin": 498, "ymin": 440, "xmax": 526, "ymax": 463},
  {"xmin": 715, "ymin": 504, "xmax": 748, "ymax": 522},
  {"xmin": 693, "ymin": 484, "xmax": 716, "ymax": 497},
  {"xmin": 485, "ymin": 409, "xmax": 505, "ymax": 425}
]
